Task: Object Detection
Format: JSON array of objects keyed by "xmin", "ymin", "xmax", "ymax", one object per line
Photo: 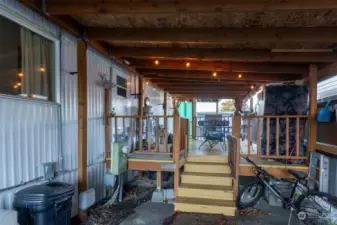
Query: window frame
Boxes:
[{"xmin": 0, "ymin": 7, "xmax": 60, "ymax": 103}]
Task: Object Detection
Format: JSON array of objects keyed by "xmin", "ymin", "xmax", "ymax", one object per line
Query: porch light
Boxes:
[
  {"xmin": 40, "ymin": 67, "xmax": 45, "ymax": 72},
  {"xmin": 18, "ymin": 72, "xmax": 23, "ymax": 77},
  {"xmin": 213, "ymin": 72, "xmax": 217, "ymax": 77},
  {"xmin": 238, "ymin": 73, "xmax": 243, "ymax": 79},
  {"xmin": 154, "ymin": 60, "xmax": 159, "ymax": 65},
  {"xmin": 186, "ymin": 62, "xmax": 190, "ymax": 68},
  {"xmin": 17, "ymin": 82, "xmax": 21, "ymax": 87},
  {"xmin": 127, "ymin": 82, "xmax": 131, "ymax": 86},
  {"xmin": 250, "ymin": 85, "xmax": 254, "ymax": 89},
  {"xmin": 14, "ymin": 85, "xmax": 18, "ymax": 89},
  {"xmin": 146, "ymin": 81, "xmax": 149, "ymax": 85}
]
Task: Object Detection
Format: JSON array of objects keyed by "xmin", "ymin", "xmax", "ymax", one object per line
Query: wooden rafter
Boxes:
[
  {"xmin": 139, "ymin": 69, "xmax": 302, "ymax": 81},
  {"xmin": 145, "ymin": 78, "xmax": 269, "ymax": 85},
  {"xmin": 128, "ymin": 59, "xmax": 309, "ymax": 75},
  {"xmin": 112, "ymin": 47, "xmax": 337, "ymax": 62},
  {"xmin": 88, "ymin": 27, "xmax": 337, "ymax": 44},
  {"xmin": 45, "ymin": 0, "xmax": 337, "ymax": 15}
]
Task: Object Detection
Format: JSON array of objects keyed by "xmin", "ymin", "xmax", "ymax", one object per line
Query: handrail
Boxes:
[
  {"xmin": 228, "ymin": 135, "xmax": 240, "ymax": 199},
  {"xmin": 241, "ymin": 115, "xmax": 308, "ymax": 119}
]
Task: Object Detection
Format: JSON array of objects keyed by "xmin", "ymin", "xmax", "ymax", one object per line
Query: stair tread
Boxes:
[
  {"xmin": 186, "ymin": 162, "xmax": 229, "ymax": 166},
  {"xmin": 183, "ymin": 172, "xmax": 232, "ymax": 177},
  {"xmin": 176, "ymin": 197, "xmax": 235, "ymax": 207},
  {"xmin": 179, "ymin": 183, "xmax": 233, "ymax": 191}
]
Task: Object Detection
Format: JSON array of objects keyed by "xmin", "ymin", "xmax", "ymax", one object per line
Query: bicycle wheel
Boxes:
[
  {"xmin": 236, "ymin": 181, "xmax": 264, "ymax": 209},
  {"xmin": 296, "ymin": 192, "xmax": 337, "ymax": 225}
]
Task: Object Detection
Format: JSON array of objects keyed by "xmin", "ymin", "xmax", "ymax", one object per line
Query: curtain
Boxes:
[{"xmin": 20, "ymin": 27, "xmax": 51, "ymax": 99}]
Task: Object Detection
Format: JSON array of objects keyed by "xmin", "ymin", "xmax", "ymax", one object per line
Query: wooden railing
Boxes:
[
  {"xmin": 110, "ymin": 115, "xmax": 174, "ymax": 153},
  {"xmin": 239, "ymin": 115, "xmax": 309, "ymax": 160},
  {"xmin": 227, "ymin": 135, "xmax": 240, "ymax": 198}
]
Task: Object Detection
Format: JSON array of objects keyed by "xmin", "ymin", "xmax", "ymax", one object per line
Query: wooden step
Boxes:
[
  {"xmin": 178, "ymin": 184, "xmax": 234, "ymax": 200},
  {"xmin": 182, "ymin": 172, "xmax": 232, "ymax": 186},
  {"xmin": 184, "ymin": 162, "xmax": 231, "ymax": 174},
  {"xmin": 187, "ymin": 155, "xmax": 228, "ymax": 163},
  {"xmin": 174, "ymin": 197, "xmax": 236, "ymax": 216}
]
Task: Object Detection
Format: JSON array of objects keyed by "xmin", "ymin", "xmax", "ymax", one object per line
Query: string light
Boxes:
[
  {"xmin": 40, "ymin": 67, "xmax": 45, "ymax": 72},
  {"xmin": 250, "ymin": 85, "xmax": 254, "ymax": 89},
  {"xmin": 127, "ymin": 82, "xmax": 131, "ymax": 86},
  {"xmin": 186, "ymin": 62, "xmax": 190, "ymax": 68},
  {"xmin": 13, "ymin": 85, "xmax": 18, "ymax": 89},
  {"xmin": 146, "ymin": 81, "xmax": 150, "ymax": 85},
  {"xmin": 260, "ymin": 84, "xmax": 264, "ymax": 89},
  {"xmin": 17, "ymin": 82, "xmax": 21, "ymax": 87},
  {"xmin": 238, "ymin": 73, "xmax": 243, "ymax": 79},
  {"xmin": 213, "ymin": 72, "xmax": 217, "ymax": 77},
  {"xmin": 154, "ymin": 60, "xmax": 159, "ymax": 65},
  {"xmin": 18, "ymin": 72, "xmax": 23, "ymax": 77}
]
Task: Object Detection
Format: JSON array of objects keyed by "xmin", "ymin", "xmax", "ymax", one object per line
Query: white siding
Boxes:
[
  {"xmin": 0, "ymin": 96, "xmax": 60, "ymax": 190},
  {"xmin": 318, "ymin": 75, "xmax": 337, "ymax": 101}
]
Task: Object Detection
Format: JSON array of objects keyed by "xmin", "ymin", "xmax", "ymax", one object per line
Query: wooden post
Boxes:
[
  {"xmin": 138, "ymin": 77, "xmax": 144, "ymax": 151},
  {"xmin": 233, "ymin": 114, "xmax": 241, "ymax": 139},
  {"xmin": 156, "ymin": 171, "xmax": 162, "ymax": 190},
  {"xmin": 192, "ymin": 99, "xmax": 197, "ymax": 140},
  {"xmin": 78, "ymin": 40, "xmax": 87, "ymax": 193},
  {"xmin": 173, "ymin": 114, "xmax": 181, "ymax": 197},
  {"xmin": 308, "ymin": 64, "xmax": 318, "ymax": 154},
  {"xmin": 104, "ymin": 89, "xmax": 111, "ymax": 168},
  {"xmin": 250, "ymin": 97, "xmax": 254, "ymax": 112},
  {"xmin": 164, "ymin": 92, "xmax": 168, "ymax": 130}
]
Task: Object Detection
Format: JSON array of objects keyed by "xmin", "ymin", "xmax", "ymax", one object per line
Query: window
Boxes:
[
  {"xmin": 116, "ymin": 75, "xmax": 127, "ymax": 98},
  {"xmin": 0, "ymin": 15, "xmax": 53, "ymax": 100}
]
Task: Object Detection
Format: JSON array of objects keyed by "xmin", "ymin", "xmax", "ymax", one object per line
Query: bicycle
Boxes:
[{"xmin": 237, "ymin": 157, "xmax": 337, "ymax": 225}]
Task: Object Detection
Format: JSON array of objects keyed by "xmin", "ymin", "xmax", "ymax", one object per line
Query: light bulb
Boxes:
[
  {"xmin": 186, "ymin": 62, "xmax": 190, "ymax": 68},
  {"xmin": 154, "ymin": 60, "xmax": 159, "ymax": 65},
  {"xmin": 213, "ymin": 72, "xmax": 217, "ymax": 77},
  {"xmin": 238, "ymin": 73, "xmax": 243, "ymax": 79},
  {"xmin": 40, "ymin": 67, "xmax": 45, "ymax": 72},
  {"xmin": 18, "ymin": 72, "xmax": 23, "ymax": 77}
]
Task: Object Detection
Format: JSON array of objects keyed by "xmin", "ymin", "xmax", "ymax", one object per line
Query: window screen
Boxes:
[{"xmin": 116, "ymin": 75, "xmax": 127, "ymax": 98}]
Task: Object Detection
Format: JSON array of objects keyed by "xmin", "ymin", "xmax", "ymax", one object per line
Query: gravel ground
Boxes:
[{"xmin": 84, "ymin": 178, "xmax": 158, "ymax": 225}]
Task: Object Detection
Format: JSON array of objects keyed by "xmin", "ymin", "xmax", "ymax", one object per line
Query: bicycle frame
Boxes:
[{"xmin": 251, "ymin": 161, "xmax": 312, "ymax": 208}]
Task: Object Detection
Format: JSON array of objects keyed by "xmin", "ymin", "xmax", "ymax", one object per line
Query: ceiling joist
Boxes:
[
  {"xmin": 139, "ymin": 69, "xmax": 302, "ymax": 81},
  {"xmin": 45, "ymin": 0, "xmax": 337, "ymax": 15},
  {"xmin": 88, "ymin": 27, "xmax": 337, "ymax": 44},
  {"xmin": 128, "ymin": 59, "xmax": 309, "ymax": 74},
  {"xmin": 113, "ymin": 47, "xmax": 337, "ymax": 63}
]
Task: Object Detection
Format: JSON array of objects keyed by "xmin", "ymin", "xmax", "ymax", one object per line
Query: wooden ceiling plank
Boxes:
[
  {"xmin": 139, "ymin": 69, "xmax": 302, "ymax": 81},
  {"xmin": 112, "ymin": 47, "xmax": 337, "ymax": 63},
  {"xmin": 88, "ymin": 27, "xmax": 337, "ymax": 44},
  {"xmin": 129, "ymin": 59, "xmax": 309, "ymax": 75},
  {"xmin": 46, "ymin": 0, "xmax": 337, "ymax": 15}
]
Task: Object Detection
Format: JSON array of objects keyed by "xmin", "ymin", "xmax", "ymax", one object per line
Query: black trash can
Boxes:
[{"xmin": 14, "ymin": 182, "xmax": 74, "ymax": 225}]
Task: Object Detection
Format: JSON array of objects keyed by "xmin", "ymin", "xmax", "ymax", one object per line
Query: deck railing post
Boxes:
[
  {"xmin": 308, "ymin": 64, "xmax": 318, "ymax": 155},
  {"xmin": 173, "ymin": 114, "xmax": 181, "ymax": 197}
]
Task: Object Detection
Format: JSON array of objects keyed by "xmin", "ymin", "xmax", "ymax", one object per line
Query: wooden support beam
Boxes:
[
  {"xmin": 78, "ymin": 40, "xmax": 87, "ymax": 193},
  {"xmin": 46, "ymin": 0, "xmax": 337, "ymax": 15},
  {"xmin": 156, "ymin": 171, "xmax": 162, "ymax": 189},
  {"xmin": 140, "ymin": 69, "xmax": 302, "ymax": 81},
  {"xmin": 164, "ymin": 92, "xmax": 168, "ymax": 131},
  {"xmin": 308, "ymin": 64, "xmax": 318, "ymax": 154},
  {"xmin": 147, "ymin": 78, "xmax": 267, "ymax": 84},
  {"xmin": 112, "ymin": 47, "xmax": 337, "ymax": 62},
  {"xmin": 129, "ymin": 59, "xmax": 309, "ymax": 75},
  {"xmin": 173, "ymin": 115, "xmax": 181, "ymax": 197},
  {"xmin": 159, "ymin": 85, "xmax": 252, "ymax": 90},
  {"xmin": 192, "ymin": 99, "xmax": 197, "ymax": 140},
  {"xmin": 88, "ymin": 27, "xmax": 337, "ymax": 44}
]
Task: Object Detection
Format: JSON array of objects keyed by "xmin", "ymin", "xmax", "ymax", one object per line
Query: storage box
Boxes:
[{"xmin": 159, "ymin": 144, "xmax": 172, "ymax": 153}]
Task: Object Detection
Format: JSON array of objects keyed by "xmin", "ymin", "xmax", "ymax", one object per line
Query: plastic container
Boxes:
[{"xmin": 14, "ymin": 182, "xmax": 74, "ymax": 225}]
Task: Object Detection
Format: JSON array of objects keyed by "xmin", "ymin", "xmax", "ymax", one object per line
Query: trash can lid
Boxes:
[{"xmin": 14, "ymin": 182, "xmax": 74, "ymax": 205}]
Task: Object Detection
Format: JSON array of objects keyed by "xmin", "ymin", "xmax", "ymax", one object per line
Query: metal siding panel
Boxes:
[
  {"xmin": 61, "ymin": 36, "xmax": 78, "ymax": 171},
  {"xmin": 329, "ymin": 157, "xmax": 337, "ymax": 196},
  {"xmin": 0, "ymin": 96, "xmax": 60, "ymax": 190},
  {"xmin": 318, "ymin": 75, "xmax": 337, "ymax": 100},
  {"xmin": 87, "ymin": 162, "xmax": 105, "ymax": 203}
]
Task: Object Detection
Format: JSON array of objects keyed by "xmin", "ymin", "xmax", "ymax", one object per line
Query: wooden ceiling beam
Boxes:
[
  {"xmin": 112, "ymin": 47, "xmax": 337, "ymax": 63},
  {"xmin": 146, "ymin": 78, "xmax": 269, "ymax": 85},
  {"xmin": 129, "ymin": 59, "xmax": 309, "ymax": 75},
  {"xmin": 46, "ymin": 0, "xmax": 337, "ymax": 15},
  {"xmin": 88, "ymin": 27, "xmax": 337, "ymax": 44},
  {"xmin": 139, "ymin": 69, "xmax": 302, "ymax": 81}
]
